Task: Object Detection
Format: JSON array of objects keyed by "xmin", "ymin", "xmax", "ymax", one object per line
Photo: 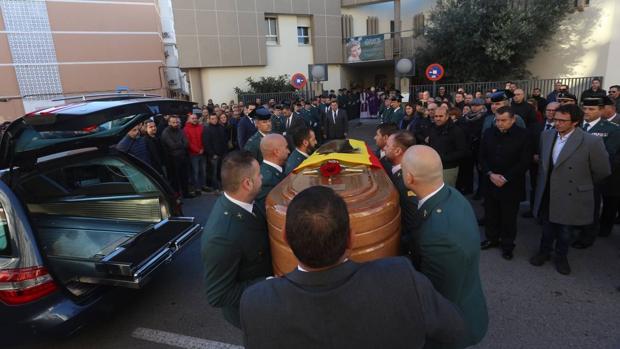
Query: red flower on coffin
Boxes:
[{"xmin": 319, "ymin": 160, "xmax": 342, "ymax": 177}]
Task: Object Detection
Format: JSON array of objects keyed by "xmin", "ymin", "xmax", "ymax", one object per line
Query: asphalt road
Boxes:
[{"xmin": 10, "ymin": 119, "xmax": 620, "ymax": 349}]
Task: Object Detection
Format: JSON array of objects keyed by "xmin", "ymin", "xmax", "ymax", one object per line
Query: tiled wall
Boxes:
[
  {"xmin": 0, "ymin": 0, "xmax": 166, "ymax": 120},
  {"xmin": 173, "ymin": 0, "xmax": 343, "ymax": 68}
]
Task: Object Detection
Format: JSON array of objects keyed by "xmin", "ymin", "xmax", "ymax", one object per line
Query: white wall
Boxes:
[
  {"xmin": 199, "ymin": 15, "xmax": 321, "ymax": 103},
  {"xmin": 527, "ymin": 0, "xmax": 617, "ymax": 83},
  {"xmin": 602, "ymin": 0, "xmax": 620, "ymax": 85}
]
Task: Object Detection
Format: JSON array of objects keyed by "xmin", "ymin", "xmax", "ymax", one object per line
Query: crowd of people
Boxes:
[
  {"xmin": 115, "ymin": 78, "xmax": 620, "ymax": 348},
  {"xmin": 372, "ymin": 78, "xmax": 620, "ymax": 275}
]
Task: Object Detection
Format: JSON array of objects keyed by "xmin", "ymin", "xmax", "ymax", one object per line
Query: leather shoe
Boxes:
[
  {"xmin": 529, "ymin": 252, "xmax": 550, "ymax": 266},
  {"xmin": 554, "ymin": 256, "xmax": 571, "ymax": 275},
  {"xmin": 501, "ymin": 251, "xmax": 514, "ymax": 260},
  {"xmin": 480, "ymin": 240, "xmax": 498, "ymax": 250},
  {"xmin": 571, "ymin": 241, "xmax": 592, "ymax": 249}
]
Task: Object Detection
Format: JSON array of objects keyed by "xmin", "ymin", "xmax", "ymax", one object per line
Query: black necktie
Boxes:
[
  {"xmin": 286, "ymin": 117, "xmax": 291, "ymax": 129},
  {"xmin": 332, "ymin": 111, "xmax": 336, "ymax": 124},
  {"xmin": 545, "ymin": 123, "xmax": 553, "ymax": 130},
  {"xmin": 583, "ymin": 122, "xmax": 590, "ymax": 131}
]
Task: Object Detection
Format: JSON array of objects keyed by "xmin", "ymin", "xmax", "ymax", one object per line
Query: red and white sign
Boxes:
[{"xmin": 290, "ymin": 73, "xmax": 308, "ymax": 90}]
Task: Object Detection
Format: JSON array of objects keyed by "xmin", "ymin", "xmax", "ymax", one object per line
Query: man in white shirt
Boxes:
[
  {"xmin": 257, "ymin": 134, "xmax": 290, "ymax": 207},
  {"xmin": 530, "ymin": 104, "xmax": 610, "ymax": 275},
  {"xmin": 401, "ymin": 145, "xmax": 489, "ymax": 347},
  {"xmin": 201, "ymin": 151, "xmax": 273, "ymax": 328}
]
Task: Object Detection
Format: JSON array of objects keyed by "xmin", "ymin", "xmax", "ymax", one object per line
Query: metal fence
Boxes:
[
  {"xmin": 237, "ymin": 86, "xmax": 314, "ymax": 105},
  {"xmin": 411, "ymin": 76, "xmax": 602, "ymax": 101}
]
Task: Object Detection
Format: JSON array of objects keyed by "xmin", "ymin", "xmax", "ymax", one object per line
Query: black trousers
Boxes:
[
  {"xmin": 456, "ymin": 155, "xmax": 474, "ymax": 194},
  {"xmin": 484, "ymin": 194, "xmax": 520, "ymax": 252},
  {"xmin": 600, "ymin": 195, "xmax": 620, "ymax": 236},
  {"xmin": 167, "ymin": 156, "xmax": 190, "ymax": 196},
  {"xmin": 528, "ymin": 163, "xmax": 539, "ymax": 211}
]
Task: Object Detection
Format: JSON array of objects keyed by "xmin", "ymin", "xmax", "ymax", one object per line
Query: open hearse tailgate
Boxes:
[{"xmin": 45, "ymin": 217, "xmax": 201, "ymax": 289}]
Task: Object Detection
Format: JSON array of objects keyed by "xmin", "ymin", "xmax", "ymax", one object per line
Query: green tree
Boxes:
[
  {"xmin": 416, "ymin": 0, "xmax": 571, "ymax": 82},
  {"xmin": 234, "ymin": 75, "xmax": 295, "ymax": 94}
]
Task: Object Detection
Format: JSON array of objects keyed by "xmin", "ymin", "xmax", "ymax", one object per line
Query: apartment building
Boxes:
[
  {"xmin": 0, "ymin": 0, "xmax": 169, "ymax": 121},
  {"xmin": 173, "ymin": 0, "xmax": 620, "ymax": 105}
]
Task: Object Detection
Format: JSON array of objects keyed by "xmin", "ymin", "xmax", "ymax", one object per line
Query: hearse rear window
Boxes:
[{"xmin": 14, "ymin": 114, "xmax": 137, "ymax": 153}]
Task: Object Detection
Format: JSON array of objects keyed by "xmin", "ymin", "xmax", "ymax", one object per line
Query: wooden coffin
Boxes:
[{"xmin": 265, "ymin": 157, "xmax": 401, "ymax": 275}]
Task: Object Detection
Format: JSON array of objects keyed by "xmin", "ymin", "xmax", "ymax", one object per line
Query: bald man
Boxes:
[
  {"xmin": 402, "ymin": 145, "xmax": 488, "ymax": 349},
  {"xmin": 256, "ymin": 134, "xmax": 290, "ymax": 207},
  {"xmin": 511, "ymin": 88, "xmax": 538, "ymax": 130}
]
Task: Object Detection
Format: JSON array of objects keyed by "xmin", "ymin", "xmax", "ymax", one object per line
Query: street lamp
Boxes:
[{"xmin": 395, "ymin": 58, "xmax": 414, "ymax": 101}]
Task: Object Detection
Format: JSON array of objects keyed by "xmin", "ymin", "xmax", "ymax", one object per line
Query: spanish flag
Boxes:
[{"xmin": 293, "ymin": 139, "xmax": 382, "ymax": 173}]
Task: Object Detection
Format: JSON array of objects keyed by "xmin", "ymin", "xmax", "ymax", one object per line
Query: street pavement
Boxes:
[{"xmin": 10, "ymin": 119, "xmax": 620, "ymax": 349}]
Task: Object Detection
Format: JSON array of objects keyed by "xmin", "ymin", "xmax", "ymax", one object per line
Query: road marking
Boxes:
[{"xmin": 131, "ymin": 327, "xmax": 244, "ymax": 349}]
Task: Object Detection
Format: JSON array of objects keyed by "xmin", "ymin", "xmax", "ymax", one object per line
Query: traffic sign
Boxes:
[
  {"xmin": 425, "ymin": 63, "xmax": 445, "ymax": 81},
  {"xmin": 290, "ymin": 73, "xmax": 308, "ymax": 90}
]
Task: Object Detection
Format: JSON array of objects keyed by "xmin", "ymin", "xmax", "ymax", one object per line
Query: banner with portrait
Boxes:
[{"xmin": 345, "ymin": 35, "xmax": 385, "ymax": 63}]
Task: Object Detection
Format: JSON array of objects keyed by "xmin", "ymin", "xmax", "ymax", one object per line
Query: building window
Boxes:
[
  {"xmin": 297, "ymin": 26, "xmax": 310, "ymax": 45},
  {"xmin": 265, "ymin": 17, "xmax": 278, "ymax": 44}
]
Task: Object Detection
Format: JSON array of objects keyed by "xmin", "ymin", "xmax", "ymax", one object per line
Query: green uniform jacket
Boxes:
[
  {"xmin": 293, "ymin": 111, "xmax": 310, "ymax": 128},
  {"xmin": 257, "ymin": 162, "xmax": 284, "ymax": 207},
  {"xmin": 409, "ymin": 185, "xmax": 488, "ymax": 348},
  {"xmin": 271, "ymin": 114, "xmax": 285, "ymax": 134},
  {"xmin": 284, "ymin": 149, "xmax": 308, "ymax": 175},
  {"xmin": 389, "ymin": 107, "xmax": 405, "ymax": 125},
  {"xmin": 380, "ymin": 106, "xmax": 392, "ymax": 124},
  {"xmin": 201, "ymin": 195, "xmax": 272, "ymax": 328},
  {"xmin": 586, "ymin": 119, "xmax": 620, "ymax": 159},
  {"xmin": 243, "ymin": 131, "xmax": 264, "ymax": 163}
]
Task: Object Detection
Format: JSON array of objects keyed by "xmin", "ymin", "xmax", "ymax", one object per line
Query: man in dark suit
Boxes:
[
  {"xmin": 530, "ymin": 104, "xmax": 611, "ymax": 275},
  {"xmin": 237, "ymin": 104, "xmax": 257, "ymax": 149},
  {"xmin": 373, "ymin": 122, "xmax": 399, "ymax": 174},
  {"xmin": 479, "ymin": 106, "xmax": 532, "ymax": 260},
  {"xmin": 201, "ymin": 151, "xmax": 272, "ymax": 328},
  {"xmin": 240, "ymin": 186, "xmax": 466, "ymax": 349},
  {"xmin": 284, "ymin": 126, "xmax": 317, "ymax": 175},
  {"xmin": 281, "ymin": 103, "xmax": 305, "ymax": 132},
  {"xmin": 256, "ymin": 134, "xmax": 289, "ymax": 208},
  {"xmin": 323, "ymin": 100, "xmax": 348, "ymax": 140},
  {"xmin": 402, "ymin": 145, "xmax": 489, "ymax": 348}
]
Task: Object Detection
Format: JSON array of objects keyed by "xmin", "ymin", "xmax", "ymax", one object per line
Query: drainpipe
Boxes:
[{"xmin": 394, "ymin": 0, "xmax": 401, "ymax": 91}]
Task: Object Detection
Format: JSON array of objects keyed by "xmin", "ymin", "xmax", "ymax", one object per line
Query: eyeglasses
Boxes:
[{"xmin": 552, "ymin": 118, "xmax": 572, "ymax": 123}]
